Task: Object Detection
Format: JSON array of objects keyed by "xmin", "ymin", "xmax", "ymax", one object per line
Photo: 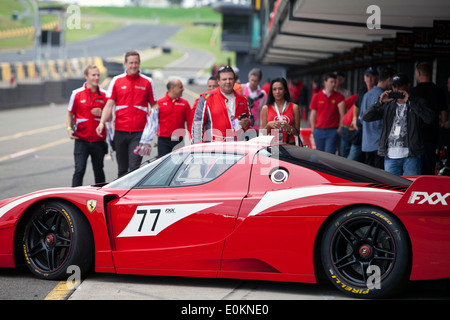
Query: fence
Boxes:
[
  {"xmin": 0, "ymin": 57, "xmax": 106, "ymax": 84},
  {"xmin": 0, "ymin": 57, "xmax": 107, "ymax": 110}
]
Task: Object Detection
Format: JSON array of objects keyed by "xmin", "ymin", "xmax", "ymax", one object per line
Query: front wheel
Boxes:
[
  {"xmin": 22, "ymin": 201, "xmax": 94, "ymax": 280},
  {"xmin": 321, "ymin": 207, "xmax": 411, "ymax": 299}
]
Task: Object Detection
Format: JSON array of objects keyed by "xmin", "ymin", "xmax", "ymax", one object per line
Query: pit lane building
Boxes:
[{"xmin": 213, "ymin": 0, "xmax": 450, "ymax": 104}]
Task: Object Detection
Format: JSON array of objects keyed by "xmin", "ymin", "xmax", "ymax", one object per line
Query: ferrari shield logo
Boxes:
[{"xmin": 87, "ymin": 200, "xmax": 97, "ymax": 213}]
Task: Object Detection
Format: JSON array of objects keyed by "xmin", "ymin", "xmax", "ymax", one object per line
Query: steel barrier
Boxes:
[{"xmin": 0, "ymin": 57, "xmax": 105, "ymax": 83}]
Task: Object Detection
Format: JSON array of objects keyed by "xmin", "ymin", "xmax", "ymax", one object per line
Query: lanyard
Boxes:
[{"xmin": 273, "ymin": 101, "xmax": 287, "ymax": 119}]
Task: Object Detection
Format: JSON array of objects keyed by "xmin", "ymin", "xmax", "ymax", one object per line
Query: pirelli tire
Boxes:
[
  {"xmin": 321, "ymin": 206, "xmax": 411, "ymax": 299},
  {"xmin": 22, "ymin": 200, "xmax": 94, "ymax": 280}
]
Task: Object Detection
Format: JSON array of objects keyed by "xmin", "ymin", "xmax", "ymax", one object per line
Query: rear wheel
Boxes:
[
  {"xmin": 22, "ymin": 201, "xmax": 94, "ymax": 280},
  {"xmin": 321, "ymin": 206, "xmax": 410, "ymax": 299}
]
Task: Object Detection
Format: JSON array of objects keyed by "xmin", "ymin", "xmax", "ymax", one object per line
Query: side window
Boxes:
[
  {"xmin": 170, "ymin": 153, "xmax": 243, "ymax": 186},
  {"xmin": 139, "ymin": 153, "xmax": 185, "ymax": 187}
]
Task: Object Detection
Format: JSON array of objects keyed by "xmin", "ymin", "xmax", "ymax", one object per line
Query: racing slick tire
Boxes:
[
  {"xmin": 321, "ymin": 206, "xmax": 411, "ymax": 299},
  {"xmin": 22, "ymin": 200, "xmax": 94, "ymax": 280}
]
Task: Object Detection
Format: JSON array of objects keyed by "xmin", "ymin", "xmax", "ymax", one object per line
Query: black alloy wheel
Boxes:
[
  {"xmin": 22, "ymin": 201, "xmax": 94, "ymax": 280},
  {"xmin": 321, "ymin": 207, "xmax": 410, "ymax": 299}
]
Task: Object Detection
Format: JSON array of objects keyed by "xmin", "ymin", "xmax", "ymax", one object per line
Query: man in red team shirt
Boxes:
[
  {"xmin": 67, "ymin": 64, "xmax": 107, "ymax": 187},
  {"xmin": 96, "ymin": 51, "xmax": 157, "ymax": 177},
  {"xmin": 191, "ymin": 66, "xmax": 250, "ymax": 143},
  {"xmin": 309, "ymin": 72, "xmax": 345, "ymax": 154},
  {"xmin": 138, "ymin": 78, "xmax": 191, "ymax": 157}
]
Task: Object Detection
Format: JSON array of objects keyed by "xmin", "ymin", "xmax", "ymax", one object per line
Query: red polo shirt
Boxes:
[
  {"xmin": 309, "ymin": 90, "xmax": 344, "ymax": 129},
  {"xmin": 68, "ymin": 83, "xmax": 107, "ymax": 142},
  {"xmin": 107, "ymin": 72, "xmax": 157, "ymax": 132},
  {"xmin": 157, "ymin": 94, "xmax": 191, "ymax": 138}
]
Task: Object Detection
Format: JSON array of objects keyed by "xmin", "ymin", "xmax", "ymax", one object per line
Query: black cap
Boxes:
[
  {"xmin": 392, "ymin": 73, "xmax": 409, "ymax": 86},
  {"xmin": 364, "ymin": 67, "xmax": 378, "ymax": 76}
]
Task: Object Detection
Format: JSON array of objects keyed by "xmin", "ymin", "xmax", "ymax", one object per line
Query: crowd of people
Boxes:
[
  {"xmin": 66, "ymin": 50, "xmax": 450, "ymax": 186},
  {"xmin": 311, "ymin": 62, "xmax": 449, "ymax": 177}
]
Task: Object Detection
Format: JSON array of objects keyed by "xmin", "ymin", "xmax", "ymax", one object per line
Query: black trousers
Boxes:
[
  {"xmin": 157, "ymin": 136, "xmax": 183, "ymax": 158},
  {"xmin": 72, "ymin": 139, "xmax": 107, "ymax": 187},
  {"xmin": 364, "ymin": 150, "xmax": 384, "ymax": 170},
  {"xmin": 422, "ymin": 140, "xmax": 437, "ymax": 175},
  {"xmin": 114, "ymin": 130, "xmax": 143, "ymax": 178}
]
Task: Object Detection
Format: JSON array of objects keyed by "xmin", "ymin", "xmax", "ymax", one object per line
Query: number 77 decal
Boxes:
[
  {"xmin": 117, "ymin": 203, "xmax": 221, "ymax": 238},
  {"xmin": 137, "ymin": 209, "xmax": 160, "ymax": 232}
]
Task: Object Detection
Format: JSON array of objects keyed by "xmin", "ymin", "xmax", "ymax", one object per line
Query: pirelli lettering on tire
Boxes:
[
  {"xmin": 369, "ymin": 210, "xmax": 392, "ymax": 225},
  {"xmin": 61, "ymin": 208, "xmax": 74, "ymax": 232},
  {"xmin": 330, "ymin": 273, "xmax": 370, "ymax": 295}
]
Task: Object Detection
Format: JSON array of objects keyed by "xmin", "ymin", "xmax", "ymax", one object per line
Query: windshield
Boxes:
[
  {"xmin": 103, "ymin": 154, "xmax": 171, "ymax": 189},
  {"xmin": 267, "ymin": 145, "xmax": 412, "ymax": 186}
]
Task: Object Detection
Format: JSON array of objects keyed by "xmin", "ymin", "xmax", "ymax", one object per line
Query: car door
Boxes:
[
  {"xmin": 109, "ymin": 151, "xmax": 250, "ymax": 276},
  {"xmin": 219, "ymin": 147, "xmax": 330, "ymax": 281}
]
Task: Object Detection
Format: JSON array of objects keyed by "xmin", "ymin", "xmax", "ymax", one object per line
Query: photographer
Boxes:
[{"xmin": 362, "ymin": 73, "xmax": 434, "ymax": 176}]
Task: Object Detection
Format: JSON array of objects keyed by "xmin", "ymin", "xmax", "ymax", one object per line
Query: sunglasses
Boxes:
[{"xmin": 217, "ymin": 65, "xmax": 234, "ymax": 73}]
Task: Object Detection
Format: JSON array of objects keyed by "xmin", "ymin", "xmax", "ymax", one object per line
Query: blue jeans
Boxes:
[
  {"xmin": 339, "ymin": 127, "xmax": 351, "ymax": 157},
  {"xmin": 347, "ymin": 143, "xmax": 362, "ymax": 162},
  {"xmin": 313, "ymin": 128, "xmax": 339, "ymax": 154},
  {"xmin": 384, "ymin": 156, "xmax": 422, "ymax": 176}
]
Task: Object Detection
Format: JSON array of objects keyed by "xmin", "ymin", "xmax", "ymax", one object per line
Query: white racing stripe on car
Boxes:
[
  {"xmin": 248, "ymin": 186, "xmax": 398, "ymax": 217},
  {"xmin": 117, "ymin": 203, "xmax": 222, "ymax": 238},
  {"xmin": 0, "ymin": 190, "xmax": 83, "ymax": 220}
]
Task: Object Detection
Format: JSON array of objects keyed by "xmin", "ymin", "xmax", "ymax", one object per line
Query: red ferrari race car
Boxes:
[{"xmin": 0, "ymin": 136, "xmax": 449, "ymax": 299}]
